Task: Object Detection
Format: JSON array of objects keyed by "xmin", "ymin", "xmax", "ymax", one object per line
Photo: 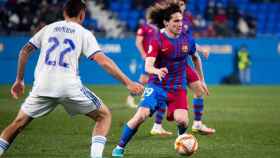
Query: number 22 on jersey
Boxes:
[{"xmin": 45, "ymin": 37, "xmax": 75, "ymax": 68}]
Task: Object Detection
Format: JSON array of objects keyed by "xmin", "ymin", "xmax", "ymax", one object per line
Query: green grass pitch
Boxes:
[{"xmin": 1, "ymin": 85, "xmax": 280, "ymax": 158}]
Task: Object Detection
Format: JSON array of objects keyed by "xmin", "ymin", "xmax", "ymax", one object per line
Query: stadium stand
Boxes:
[{"xmin": 0, "ymin": 0, "xmax": 279, "ymax": 37}]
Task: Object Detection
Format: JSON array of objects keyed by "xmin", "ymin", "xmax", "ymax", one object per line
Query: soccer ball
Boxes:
[{"xmin": 174, "ymin": 134, "xmax": 198, "ymax": 156}]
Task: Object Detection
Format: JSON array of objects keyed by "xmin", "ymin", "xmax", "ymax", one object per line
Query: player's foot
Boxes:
[
  {"xmin": 150, "ymin": 127, "xmax": 173, "ymax": 136},
  {"xmin": 192, "ymin": 123, "xmax": 215, "ymax": 135},
  {"xmin": 112, "ymin": 147, "xmax": 124, "ymax": 157},
  {"xmin": 126, "ymin": 95, "xmax": 137, "ymax": 108}
]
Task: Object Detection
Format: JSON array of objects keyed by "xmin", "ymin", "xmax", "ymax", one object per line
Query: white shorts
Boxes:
[{"xmin": 21, "ymin": 87, "xmax": 103, "ymax": 118}]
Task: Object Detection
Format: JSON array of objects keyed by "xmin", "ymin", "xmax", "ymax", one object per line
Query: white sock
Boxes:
[
  {"xmin": 0, "ymin": 149, "xmax": 3, "ymax": 156},
  {"xmin": 116, "ymin": 145, "xmax": 123, "ymax": 149},
  {"xmin": 91, "ymin": 135, "xmax": 106, "ymax": 158},
  {"xmin": 0, "ymin": 138, "xmax": 9, "ymax": 156},
  {"xmin": 153, "ymin": 123, "xmax": 162, "ymax": 130}
]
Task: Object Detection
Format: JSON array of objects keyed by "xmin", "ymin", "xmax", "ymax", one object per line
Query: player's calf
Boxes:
[{"xmin": 87, "ymin": 105, "xmax": 111, "ymax": 158}]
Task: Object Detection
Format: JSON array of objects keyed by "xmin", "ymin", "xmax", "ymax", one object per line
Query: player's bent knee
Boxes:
[
  {"xmin": 87, "ymin": 104, "xmax": 111, "ymax": 122},
  {"xmin": 190, "ymin": 82, "xmax": 204, "ymax": 97},
  {"xmin": 131, "ymin": 107, "xmax": 149, "ymax": 124},
  {"xmin": 99, "ymin": 105, "xmax": 111, "ymax": 120},
  {"xmin": 175, "ymin": 117, "xmax": 187, "ymax": 126}
]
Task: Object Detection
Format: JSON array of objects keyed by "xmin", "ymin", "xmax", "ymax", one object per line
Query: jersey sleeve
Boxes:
[
  {"xmin": 29, "ymin": 26, "xmax": 47, "ymax": 49},
  {"xmin": 82, "ymin": 31, "xmax": 102, "ymax": 58},
  {"xmin": 136, "ymin": 25, "xmax": 145, "ymax": 36},
  {"xmin": 146, "ymin": 37, "xmax": 159, "ymax": 58}
]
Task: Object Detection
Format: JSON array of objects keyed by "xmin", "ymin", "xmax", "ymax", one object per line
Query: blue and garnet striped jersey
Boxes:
[
  {"xmin": 136, "ymin": 22, "xmax": 158, "ymax": 55},
  {"xmin": 147, "ymin": 30, "xmax": 196, "ymax": 91}
]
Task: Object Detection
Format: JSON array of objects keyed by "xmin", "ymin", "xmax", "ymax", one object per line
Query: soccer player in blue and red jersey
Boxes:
[
  {"xmin": 126, "ymin": 18, "xmax": 158, "ymax": 108},
  {"xmin": 112, "ymin": 4, "xmax": 195, "ymax": 157},
  {"xmin": 150, "ymin": 0, "xmax": 215, "ymax": 135},
  {"xmin": 125, "ymin": 9, "xmax": 173, "ymax": 136}
]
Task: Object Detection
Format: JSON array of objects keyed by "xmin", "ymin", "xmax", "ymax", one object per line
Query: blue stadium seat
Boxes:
[
  {"xmin": 128, "ymin": 10, "xmax": 140, "ymax": 20},
  {"xmin": 118, "ymin": 11, "xmax": 128, "ymax": 21},
  {"xmin": 266, "ymin": 23, "xmax": 275, "ymax": 33},
  {"xmin": 277, "ymin": 24, "xmax": 280, "ymax": 33},
  {"xmin": 238, "ymin": 4, "xmax": 247, "ymax": 12},
  {"xmin": 258, "ymin": 4, "xmax": 268, "ymax": 12},
  {"xmin": 267, "ymin": 3, "xmax": 278, "ymax": 13},
  {"xmin": 110, "ymin": 2, "xmax": 121, "ymax": 12},
  {"xmin": 246, "ymin": 4, "xmax": 258, "ymax": 16},
  {"xmin": 127, "ymin": 19, "xmax": 138, "ymax": 31},
  {"xmin": 122, "ymin": 3, "xmax": 130, "ymax": 10}
]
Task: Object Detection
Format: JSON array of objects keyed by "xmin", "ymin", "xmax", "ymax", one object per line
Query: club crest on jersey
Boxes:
[{"xmin": 182, "ymin": 44, "xmax": 188, "ymax": 53}]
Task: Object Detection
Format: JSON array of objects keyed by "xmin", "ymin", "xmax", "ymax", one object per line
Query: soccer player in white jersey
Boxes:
[{"xmin": 0, "ymin": 0, "xmax": 143, "ymax": 158}]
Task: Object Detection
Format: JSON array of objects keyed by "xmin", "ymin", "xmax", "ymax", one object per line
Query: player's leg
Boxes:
[
  {"xmin": 0, "ymin": 110, "xmax": 33, "ymax": 156},
  {"xmin": 189, "ymin": 81, "xmax": 215, "ymax": 135},
  {"xmin": 113, "ymin": 84, "xmax": 164, "ymax": 157},
  {"xmin": 86, "ymin": 105, "xmax": 111, "ymax": 158},
  {"xmin": 187, "ymin": 66, "xmax": 215, "ymax": 135},
  {"xmin": 150, "ymin": 103, "xmax": 172, "ymax": 136},
  {"xmin": 174, "ymin": 109, "xmax": 189, "ymax": 135},
  {"xmin": 167, "ymin": 89, "xmax": 189, "ymax": 135},
  {"xmin": 62, "ymin": 86, "xmax": 110, "ymax": 158},
  {"xmin": 112, "ymin": 107, "xmax": 150, "ymax": 157},
  {"xmin": 0, "ymin": 95, "xmax": 57, "ymax": 156}
]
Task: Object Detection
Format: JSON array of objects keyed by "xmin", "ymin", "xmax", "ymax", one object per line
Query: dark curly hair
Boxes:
[{"xmin": 147, "ymin": 3, "xmax": 181, "ymax": 29}]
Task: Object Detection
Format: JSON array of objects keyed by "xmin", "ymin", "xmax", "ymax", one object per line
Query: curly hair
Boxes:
[{"xmin": 147, "ymin": 3, "xmax": 181, "ymax": 29}]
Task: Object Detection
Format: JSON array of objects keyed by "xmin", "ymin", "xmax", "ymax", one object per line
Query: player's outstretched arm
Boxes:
[
  {"xmin": 135, "ymin": 35, "xmax": 146, "ymax": 59},
  {"xmin": 11, "ymin": 43, "xmax": 36, "ymax": 99},
  {"xmin": 90, "ymin": 53, "xmax": 144, "ymax": 95},
  {"xmin": 145, "ymin": 57, "xmax": 168, "ymax": 81}
]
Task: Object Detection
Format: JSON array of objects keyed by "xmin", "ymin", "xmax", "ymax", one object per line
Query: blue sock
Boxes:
[
  {"xmin": 154, "ymin": 108, "xmax": 166, "ymax": 124},
  {"xmin": 0, "ymin": 138, "xmax": 9, "ymax": 155},
  {"xmin": 118, "ymin": 124, "xmax": 137, "ymax": 148},
  {"xmin": 193, "ymin": 97, "xmax": 204, "ymax": 121},
  {"xmin": 177, "ymin": 124, "xmax": 187, "ymax": 135}
]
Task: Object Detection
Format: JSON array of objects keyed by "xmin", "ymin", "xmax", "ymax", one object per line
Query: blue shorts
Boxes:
[{"xmin": 139, "ymin": 84, "xmax": 168, "ymax": 116}]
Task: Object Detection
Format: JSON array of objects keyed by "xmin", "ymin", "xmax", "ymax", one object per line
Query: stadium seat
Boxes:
[
  {"xmin": 127, "ymin": 19, "xmax": 138, "ymax": 31},
  {"xmin": 118, "ymin": 11, "xmax": 128, "ymax": 21},
  {"xmin": 110, "ymin": 2, "xmax": 121, "ymax": 12}
]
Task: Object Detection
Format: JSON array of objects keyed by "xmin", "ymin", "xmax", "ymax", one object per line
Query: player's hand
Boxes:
[
  {"xmin": 201, "ymin": 81, "xmax": 209, "ymax": 96},
  {"xmin": 11, "ymin": 80, "xmax": 25, "ymax": 99},
  {"xmin": 155, "ymin": 67, "xmax": 168, "ymax": 81},
  {"xmin": 127, "ymin": 81, "xmax": 144, "ymax": 96}
]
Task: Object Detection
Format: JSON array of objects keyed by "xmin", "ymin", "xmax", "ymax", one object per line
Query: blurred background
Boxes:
[
  {"xmin": 0, "ymin": 1, "xmax": 280, "ymax": 157},
  {"xmin": 0, "ymin": 0, "xmax": 280, "ymax": 85}
]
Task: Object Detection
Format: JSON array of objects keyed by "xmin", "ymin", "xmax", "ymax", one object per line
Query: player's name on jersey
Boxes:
[{"xmin": 54, "ymin": 26, "xmax": 75, "ymax": 34}]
